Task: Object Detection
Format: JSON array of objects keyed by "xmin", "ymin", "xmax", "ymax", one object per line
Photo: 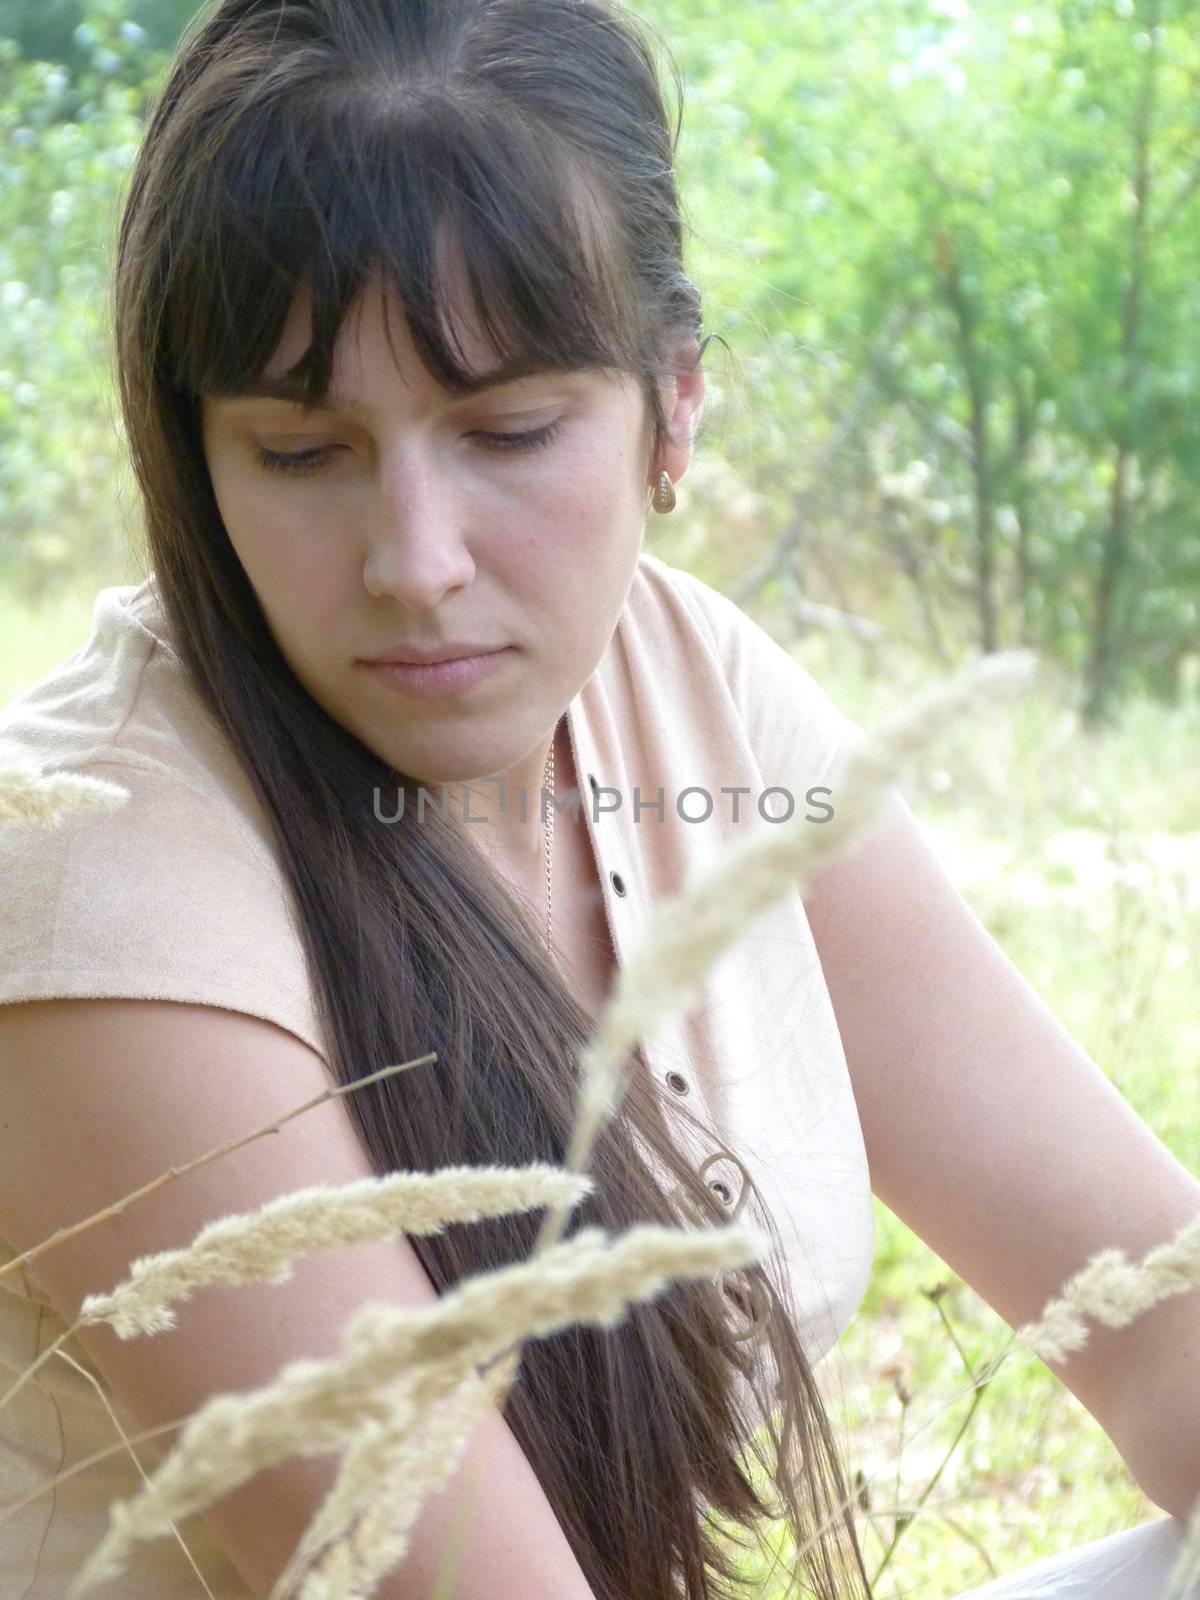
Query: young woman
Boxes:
[{"xmin": 0, "ymin": 2, "xmax": 1197, "ymax": 1597}]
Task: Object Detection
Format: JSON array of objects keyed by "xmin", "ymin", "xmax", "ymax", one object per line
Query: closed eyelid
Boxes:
[{"xmin": 246, "ymin": 411, "xmax": 564, "ymax": 449}]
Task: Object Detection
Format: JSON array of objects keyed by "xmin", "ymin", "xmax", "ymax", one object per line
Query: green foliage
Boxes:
[
  {"xmin": 1, "ymin": 0, "xmax": 1198, "ymax": 707},
  {"xmin": 0, "ymin": 0, "xmax": 200, "ymax": 66},
  {"xmin": 642, "ymin": 0, "xmax": 1200, "ymax": 716},
  {"xmin": 0, "ymin": 2, "xmax": 169, "ymax": 592},
  {"xmin": 0, "ymin": 0, "xmax": 83, "ymax": 69}
]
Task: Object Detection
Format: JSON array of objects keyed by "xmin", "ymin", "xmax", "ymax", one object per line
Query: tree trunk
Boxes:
[
  {"xmin": 934, "ymin": 229, "xmax": 999, "ymax": 653},
  {"xmin": 1082, "ymin": 0, "xmax": 1161, "ymax": 726}
]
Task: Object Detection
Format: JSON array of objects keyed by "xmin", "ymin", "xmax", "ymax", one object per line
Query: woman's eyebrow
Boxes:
[{"xmin": 219, "ymin": 357, "xmax": 564, "ymax": 414}]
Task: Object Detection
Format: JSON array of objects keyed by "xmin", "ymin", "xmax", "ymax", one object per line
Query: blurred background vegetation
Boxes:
[
  {"xmin": 3, "ymin": 0, "xmax": 1199, "ymax": 721},
  {"xmin": 1, "ymin": 1, "xmax": 1197, "ymax": 1593}
]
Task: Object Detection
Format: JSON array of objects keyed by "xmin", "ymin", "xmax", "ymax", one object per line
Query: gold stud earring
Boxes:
[{"xmin": 651, "ymin": 469, "xmax": 677, "ymax": 514}]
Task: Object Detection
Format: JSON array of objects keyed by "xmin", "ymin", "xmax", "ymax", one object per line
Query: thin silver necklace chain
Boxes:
[{"xmin": 542, "ymin": 729, "xmax": 555, "ymax": 959}]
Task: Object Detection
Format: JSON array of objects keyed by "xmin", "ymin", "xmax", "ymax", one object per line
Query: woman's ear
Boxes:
[{"xmin": 652, "ymin": 338, "xmax": 706, "ymax": 489}]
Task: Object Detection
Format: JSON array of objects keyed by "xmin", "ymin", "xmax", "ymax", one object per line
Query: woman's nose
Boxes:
[{"xmin": 360, "ymin": 450, "xmax": 476, "ymax": 606}]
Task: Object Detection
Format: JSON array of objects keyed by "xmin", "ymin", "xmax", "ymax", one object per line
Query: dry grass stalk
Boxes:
[
  {"xmin": 284, "ymin": 1349, "xmax": 522, "ymax": 1600},
  {"xmin": 66, "ymin": 1221, "xmax": 769, "ymax": 1595},
  {"xmin": 78, "ymin": 1164, "xmax": 596, "ymax": 1339},
  {"xmin": 1012, "ymin": 1220, "xmax": 1200, "ymax": 1600},
  {"xmin": 0, "ymin": 755, "xmax": 130, "ymax": 828},
  {"xmin": 1011, "ymin": 1213, "xmax": 1200, "ymax": 1364},
  {"xmin": 53, "ymin": 1344, "xmax": 221, "ymax": 1600}
]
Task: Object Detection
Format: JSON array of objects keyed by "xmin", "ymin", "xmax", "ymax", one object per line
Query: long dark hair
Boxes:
[{"xmin": 110, "ymin": 2, "xmax": 873, "ymax": 1596}]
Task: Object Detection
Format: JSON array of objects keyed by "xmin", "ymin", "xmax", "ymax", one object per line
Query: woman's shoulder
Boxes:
[
  {"xmin": 0, "ymin": 577, "xmax": 326, "ymax": 1063},
  {"xmin": 1, "ymin": 575, "xmax": 280, "ymax": 859},
  {"xmin": 1, "ymin": 577, "xmax": 162, "ymax": 769},
  {"xmin": 623, "ymin": 551, "xmax": 866, "ymax": 786},
  {"xmin": 623, "ymin": 549, "xmax": 729, "ymax": 654}
]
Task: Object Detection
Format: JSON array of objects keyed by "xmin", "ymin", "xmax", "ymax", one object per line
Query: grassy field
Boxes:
[{"xmin": 3, "ymin": 575, "xmax": 1197, "ymax": 1597}]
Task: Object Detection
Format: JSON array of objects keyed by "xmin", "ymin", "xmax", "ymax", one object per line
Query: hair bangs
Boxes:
[{"xmin": 173, "ymin": 75, "xmax": 641, "ymax": 416}]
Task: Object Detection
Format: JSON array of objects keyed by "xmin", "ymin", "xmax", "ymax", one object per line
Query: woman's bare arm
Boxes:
[
  {"xmin": 0, "ymin": 997, "xmax": 600, "ymax": 1598},
  {"xmin": 802, "ymin": 788, "xmax": 1200, "ymax": 1520}
]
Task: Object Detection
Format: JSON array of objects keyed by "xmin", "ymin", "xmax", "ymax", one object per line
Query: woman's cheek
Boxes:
[{"xmin": 213, "ymin": 468, "xmax": 339, "ymax": 585}]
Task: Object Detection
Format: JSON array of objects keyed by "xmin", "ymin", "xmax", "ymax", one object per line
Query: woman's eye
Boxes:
[
  {"xmin": 253, "ymin": 444, "xmax": 336, "ymax": 476},
  {"xmin": 472, "ymin": 420, "xmax": 563, "ymax": 455},
  {"xmin": 252, "ymin": 420, "xmax": 563, "ymax": 477}
]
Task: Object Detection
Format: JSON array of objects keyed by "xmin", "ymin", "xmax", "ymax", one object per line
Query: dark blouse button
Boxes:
[
  {"xmin": 610, "ymin": 870, "xmax": 626, "ymax": 896},
  {"xmin": 665, "ymin": 1070, "xmax": 690, "ymax": 1096}
]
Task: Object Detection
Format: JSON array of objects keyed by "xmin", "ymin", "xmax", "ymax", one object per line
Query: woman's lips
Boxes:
[{"xmin": 357, "ymin": 647, "xmax": 516, "ymax": 700}]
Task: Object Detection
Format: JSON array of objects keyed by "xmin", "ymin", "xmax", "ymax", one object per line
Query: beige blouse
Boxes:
[{"xmin": 0, "ymin": 549, "xmax": 875, "ymax": 1598}]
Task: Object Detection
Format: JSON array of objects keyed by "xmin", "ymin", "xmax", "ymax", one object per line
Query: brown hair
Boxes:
[{"xmin": 110, "ymin": 1, "xmax": 873, "ymax": 1595}]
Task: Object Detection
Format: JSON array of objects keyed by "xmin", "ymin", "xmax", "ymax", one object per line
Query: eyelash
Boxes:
[{"xmin": 252, "ymin": 421, "xmax": 564, "ymax": 477}]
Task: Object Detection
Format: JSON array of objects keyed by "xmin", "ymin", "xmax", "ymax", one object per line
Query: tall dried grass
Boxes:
[{"xmin": 2, "ymin": 645, "xmax": 1197, "ymax": 1599}]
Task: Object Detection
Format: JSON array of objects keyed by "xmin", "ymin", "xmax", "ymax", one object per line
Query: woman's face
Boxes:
[{"xmin": 199, "ymin": 274, "xmax": 699, "ymax": 788}]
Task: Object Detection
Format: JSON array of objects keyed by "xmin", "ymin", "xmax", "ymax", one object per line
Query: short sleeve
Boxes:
[
  {"xmin": 0, "ymin": 755, "xmax": 329, "ymax": 1062},
  {"xmin": 664, "ymin": 563, "xmax": 869, "ymax": 795}
]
